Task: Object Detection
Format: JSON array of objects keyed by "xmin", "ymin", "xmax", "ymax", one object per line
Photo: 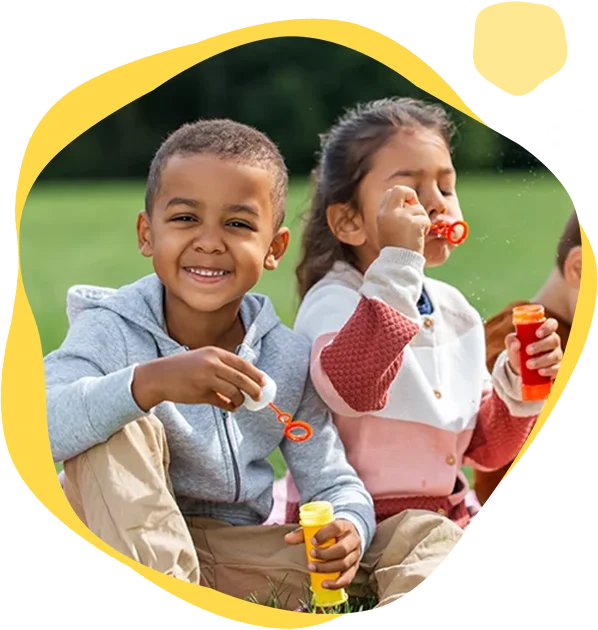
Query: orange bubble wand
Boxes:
[
  {"xmin": 268, "ymin": 402, "xmax": 313, "ymax": 443},
  {"xmin": 243, "ymin": 371, "xmax": 313, "ymax": 443},
  {"xmin": 429, "ymin": 219, "xmax": 469, "ymax": 245}
]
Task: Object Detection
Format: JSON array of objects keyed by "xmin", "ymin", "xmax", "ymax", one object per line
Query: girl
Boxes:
[{"xmin": 283, "ymin": 97, "xmax": 563, "ymax": 528}]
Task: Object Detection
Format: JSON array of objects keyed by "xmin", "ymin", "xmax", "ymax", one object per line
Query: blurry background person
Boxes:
[{"xmin": 474, "ymin": 210, "xmax": 581, "ymax": 506}]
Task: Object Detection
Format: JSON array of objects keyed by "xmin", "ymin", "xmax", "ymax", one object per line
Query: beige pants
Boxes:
[{"xmin": 63, "ymin": 416, "xmax": 463, "ymax": 609}]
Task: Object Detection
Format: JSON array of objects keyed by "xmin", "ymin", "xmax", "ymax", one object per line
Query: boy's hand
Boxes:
[
  {"xmin": 505, "ymin": 317, "xmax": 563, "ymax": 379},
  {"xmin": 377, "ymin": 185, "xmax": 430, "ymax": 256},
  {"xmin": 132, "ymin": 347, "xmax": 266, "ymax": 412},
  {"xmin": 285, "ymin": 519, "xmax": 361, "ymax": 589}
]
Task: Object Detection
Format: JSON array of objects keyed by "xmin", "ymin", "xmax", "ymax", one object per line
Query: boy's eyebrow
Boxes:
[
  {"xmin": 386, "ymin": 167, "xmax": 455, "ymax": 179},
  {"xmin": 166, "ymin": 197, "xmax": 200, "ymax": 209},
  {"xmin": 224, "ymin": 204, "xmax": 260, "ymax": 217},
  {"xmin": 164, "ymin": 198, "xmax": 261, "ymax": 217}
]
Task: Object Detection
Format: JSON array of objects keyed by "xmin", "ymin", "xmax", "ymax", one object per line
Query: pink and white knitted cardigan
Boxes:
[{"xmin": 284, "ymin": 247, "xmax": 543, "ymax": 528}]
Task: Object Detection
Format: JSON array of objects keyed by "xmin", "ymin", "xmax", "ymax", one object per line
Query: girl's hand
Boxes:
[
  {"xmin": 505, "ymin": 317, "xmax": 563, "ymax": 378},
  {"xmin": 284, "ymin": 519, "xmax": 361, "ymax": 589},
  {"xmin": 377, "ymin": 185, "xmax": 430, "ymax": 256}
]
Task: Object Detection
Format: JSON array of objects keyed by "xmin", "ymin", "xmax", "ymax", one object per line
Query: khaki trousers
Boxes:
[{"xmin": 64, "ymin": 416, "xmax": 462, "ymax": 610}]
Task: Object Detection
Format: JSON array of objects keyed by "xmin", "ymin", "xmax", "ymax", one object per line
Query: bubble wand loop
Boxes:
[
  {"xmin": 268, "ymin": 402, "xmax": 313, "ymax": 443},
  {"xmin": 429, "ymin": 219, "xmax": 469, "ymax": 245}
]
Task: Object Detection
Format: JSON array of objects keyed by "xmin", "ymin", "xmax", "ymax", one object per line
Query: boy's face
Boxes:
[{"xmin": 137, "ymin": 153, "xmax": 288, "ymax": 315}]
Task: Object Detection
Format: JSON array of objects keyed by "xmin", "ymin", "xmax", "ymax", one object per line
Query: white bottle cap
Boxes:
[{"xmin": 243, "ymin": 371, "xmax": 277, "ymax": 411}]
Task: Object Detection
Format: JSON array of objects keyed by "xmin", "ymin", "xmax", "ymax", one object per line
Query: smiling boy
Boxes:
[{"xmin": 44, "ymin": 119, "xmax": 462, "ymax": 609}]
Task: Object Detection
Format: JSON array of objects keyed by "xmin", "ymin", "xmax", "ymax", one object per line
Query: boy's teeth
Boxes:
[{"xmin": 188, "ymin": 268, "xmax": 228, "ymax": 277}]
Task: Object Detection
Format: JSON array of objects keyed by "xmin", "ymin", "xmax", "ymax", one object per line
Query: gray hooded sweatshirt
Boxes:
[{"xmin": 44, "ymin": 274, "xmax": 375, "ymax": 550}]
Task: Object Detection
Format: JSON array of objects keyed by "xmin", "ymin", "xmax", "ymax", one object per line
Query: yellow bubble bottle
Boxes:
[{"xmin": 299, "ymin": 501, "xmax": 348, "ymax": 609}]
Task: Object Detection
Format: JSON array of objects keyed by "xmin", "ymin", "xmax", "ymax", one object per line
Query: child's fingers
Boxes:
[
  {"xmin": 217, "ymin": 364, "xmax": 263, "ymax": 402},
  {"xmin": 308, "ymin": 550, "xmax": 360, "ymax": 577},
  {"xmin": 321, "ymin": 563, "xmax": 360, "ymax": 590},
  {"xmin": 526, "ymin": 348, "xmax": 563, "ymax": 370},
  {"xmin": 210, "ymin": 393, "xmax": 239, "ymax": 413},
  {"xmin": 309, "ymin": 536, "xmax": 359, "ymax": 562},
  {"xmin": 417, "ymin": 210, "xmax": 432, "ymax": 233},
  {"xmin": 284, "ymin": 528, "xmax": 305, "ymax": 545},
  {"xmin": 311, "ymin": 520, "xmax": 351, "ymax": 546},
  {"xmin": 379, "ymin": 185, "xmax": 421, "ymax": 216},
  {"xmin": 311, "ymin": 522, "xmax": 341, "ymax": 546},
  {"xmin": 399, "ymin": 186, "xmax": 420, "ymax": 207},
  {"xmin": 505, "ymin": 333, "xmax": 520, "ymax": 351},
  {"xmin": 213, "ymin": 379, "xmax": 245, "ymax": 409},
  {"xmin": 535, "ymin": 318, "xmax": 559, "ymax": 338},
  {"xmin": 219, "ymin": 352, "xmax": 266, "ymax": 386},
  {"xmin": 539, "ymin": 364, "xmax": 561, "ymax": 379},
  {"xmin": 387, "ymin": 185, "xmax": 419, "ymax": 207},
  {"xmin": 526, "ymin": 333, "xmax": 561, "ymax": 356}
]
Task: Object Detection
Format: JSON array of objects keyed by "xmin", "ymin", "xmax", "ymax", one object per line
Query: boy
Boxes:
[
  {"xmin": 474, "ymin": 210, "xmax": 581, "ymax": 505},
  {"xmin": 45, "ymin": 119, "xmax": 462, "ymax": 609}
]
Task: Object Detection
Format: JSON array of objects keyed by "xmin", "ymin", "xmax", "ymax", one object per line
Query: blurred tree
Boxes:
[{"xmin": 39, "ymin": 38, "xmax": 542, "ymax": 181}]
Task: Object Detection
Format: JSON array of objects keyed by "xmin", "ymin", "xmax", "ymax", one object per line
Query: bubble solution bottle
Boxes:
[
  {"xmin": 299, "ymin": 501, "xmax": 348, "ymax": 609},
  {"xmin": 512, "ymin": 304, "xmax": 553, "ymax": 401}
]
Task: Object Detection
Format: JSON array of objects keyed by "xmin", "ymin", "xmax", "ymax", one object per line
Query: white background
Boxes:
[{"xmin": 0, "ymin": 0, "xmax": 480, "ymax": 24}]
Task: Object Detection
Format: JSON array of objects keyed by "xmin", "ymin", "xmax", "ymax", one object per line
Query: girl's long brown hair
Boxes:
[{"xmin": 296, "ymin": 97, "xmax": 457, "ymax": 299}]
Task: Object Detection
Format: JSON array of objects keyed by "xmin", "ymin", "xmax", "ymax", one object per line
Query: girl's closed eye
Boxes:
[{"xmin": 439, "ymin": 176, "xmax": 456, "ymax": 197}]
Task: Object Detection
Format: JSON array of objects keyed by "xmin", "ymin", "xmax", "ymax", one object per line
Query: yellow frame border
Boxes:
[{"xmin": 0, "ymin": 7, "xmax": 598, "ymax": 629}]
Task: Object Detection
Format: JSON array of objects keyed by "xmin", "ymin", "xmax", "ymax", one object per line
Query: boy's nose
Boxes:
[{"xmin": 193, "ymin": 229, "xmax": 225, "ymax": 254}]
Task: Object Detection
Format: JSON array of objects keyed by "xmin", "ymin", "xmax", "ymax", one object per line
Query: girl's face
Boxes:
[{"xmin": 355, "ymin": 126, "xmax": 463, "ymax": 270}]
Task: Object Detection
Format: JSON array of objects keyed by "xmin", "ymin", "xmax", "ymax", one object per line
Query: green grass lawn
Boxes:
[{"xmin": 21, "ymin": 172, "xmax": 572, "ymax": 480}]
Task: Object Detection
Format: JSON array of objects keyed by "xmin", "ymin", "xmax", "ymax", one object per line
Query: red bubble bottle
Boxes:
[{"xmin": 512, "ymin": 304, "xmax": 552, "ymax": 401}]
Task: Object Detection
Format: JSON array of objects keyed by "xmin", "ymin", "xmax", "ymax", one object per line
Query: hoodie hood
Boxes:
[{"xmin": 65, "ymin": 274, "xmax": 281, "ymax": 363}]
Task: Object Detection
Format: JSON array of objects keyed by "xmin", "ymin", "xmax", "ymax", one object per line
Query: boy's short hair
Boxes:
[
  {"xmin": 145, "ymin": 119, "xmax": 288, "ymax": 227},
  {"xmin": 556, "ymin": 210, "xmax": 582, "ymax": 273}
]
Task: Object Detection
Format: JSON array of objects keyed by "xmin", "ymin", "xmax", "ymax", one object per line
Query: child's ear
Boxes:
[
  {"xmin": 564, "ymin": 245, "xmax": 582, "ymax": 289},
  {"xmin": 264, "ymin": 227, "xmax": 290, "ymax": 271},
  {"xmin": 327, "ymin": 203, "xmax": 366, "ymax": 247},
  {"xmin": 137, "ymin": 211, "xmax": 154, "ymax": 258}
]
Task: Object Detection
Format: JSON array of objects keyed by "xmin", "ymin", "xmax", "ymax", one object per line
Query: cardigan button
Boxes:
[
  {"xmin": 446, "ymin": 455, "xmax": 456, "ymax": 466},
  {"xmin": 423, "ymin": 317, "xmax": 433, "ymax": 329},
  {"xmin": 434, "ymin": 389, "xmax": 442, "ymax": 399}
]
